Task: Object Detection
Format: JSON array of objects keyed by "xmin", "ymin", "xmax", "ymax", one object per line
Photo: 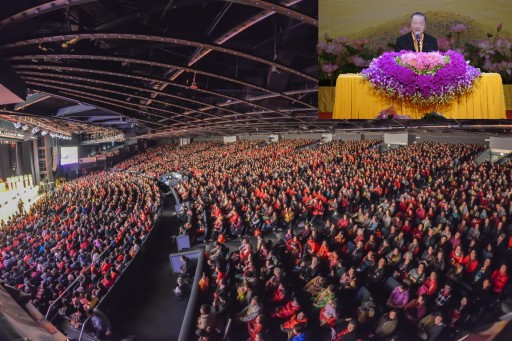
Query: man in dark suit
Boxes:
[{"xmin": 395, "ymin": 12, "xmax": 438, "ymax": 52}]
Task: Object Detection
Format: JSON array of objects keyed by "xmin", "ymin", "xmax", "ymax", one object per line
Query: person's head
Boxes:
[
  {"xmin": 293, "ymin": 323, "xmax": 305, "ymax": 336},
  {"xmin": 500, "ymin": 264, "xmax": 507, "ymax": 273},
  {"xmin": 200, "ymin": 304, "xmax": 211, "ymax": 315},
  {"xmin": 251, "ymin": 296, "xmax": 261, "ymax": 306},
  {"xmin": 347, "ymin": 319, "xmax": 357, "ymax": 332},
  {"xmin": 389, "ymin": 310, "xmax": 397, "ymax": 320},
  {"xmin": 418, "ymin": 294, "xmax": 426, "ymax": 304},
  {"xmin": 461, "ymin": 296, "xmax": 468, "ymax": 306},
  {"xmin": 434, "ymin": 313, "xmax": 443, "ymax": 325}
]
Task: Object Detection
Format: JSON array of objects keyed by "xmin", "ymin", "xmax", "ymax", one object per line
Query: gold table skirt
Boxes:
[{"xmin": 332, "ymin": 73, "xmax": 506, "ymax": 119}]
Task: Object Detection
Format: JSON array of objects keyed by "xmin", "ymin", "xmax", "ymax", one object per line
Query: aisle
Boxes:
[{"xmin": 98, "ymin": 194, "xmax": 184, "ymax": 341}]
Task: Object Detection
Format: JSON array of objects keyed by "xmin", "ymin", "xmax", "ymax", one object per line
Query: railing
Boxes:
[
  {"xmin": 473, "ymin": 148, "xmax": 491, "ymax": 165},
  {"xmin": 177, "ymin": 249, "xmax": 204, "ymax": 341},
  {"xmin": 78, "ymin": 316, "xmax": 92, "ymax": 341}
]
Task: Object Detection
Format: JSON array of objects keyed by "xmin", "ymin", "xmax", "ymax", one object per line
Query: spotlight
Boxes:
[
  {"xmin": 14, "ymin": 122, "xmax": 21, "ymax": 129},
  {"xmin": 22, "ymin": 125, "xmax": 29, "ymax": 131},
  {"xmin": 31, "ymin": 127, "xmax": 40, "ymax": 134},
  {"xmin": 41, "ymin": 130, "xmax": 48, "ymax": 136}
]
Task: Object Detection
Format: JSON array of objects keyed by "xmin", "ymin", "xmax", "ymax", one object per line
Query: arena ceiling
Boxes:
[
  {"xmin": 0, "ymin": 1, "xmax": 511, "ymax": 139},
  {"xmin": 0, "ymin": 0, "xmax": 320, "ymax": 138}
]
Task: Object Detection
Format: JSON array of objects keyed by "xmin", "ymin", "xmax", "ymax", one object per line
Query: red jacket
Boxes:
[
  {"xmin": 491, "ymin": 270, "xmax": 509, "ymax": 294},
  {"xmin": 282, "ymin": 314, "xmax": 308, "ymax": 330},
  {"xmin": 272, "ymin": 301, "xmax": 299, "ymax": 319}
]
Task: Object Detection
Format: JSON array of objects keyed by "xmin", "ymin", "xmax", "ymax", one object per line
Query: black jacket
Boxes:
[{"xmin": 395, "ymin": 32, "xmax": 438, "ymax": 52}]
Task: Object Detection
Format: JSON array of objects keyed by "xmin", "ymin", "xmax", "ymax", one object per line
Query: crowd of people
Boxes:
[
  {"xmin": 118, "ymin": 139, "xmax": 511, "ymax": 340},
  {"xmin": 2, "ymin": 137, "xmax": 511, "ymax": 341},
  {"xmin": 0, "ymin": 171, "xmax": 160, "ymax": 328}
]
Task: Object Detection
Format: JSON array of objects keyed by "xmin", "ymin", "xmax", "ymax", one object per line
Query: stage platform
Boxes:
[{"xmin": 0, "ymin": 186, "xmax": 40, "ymax": 222}]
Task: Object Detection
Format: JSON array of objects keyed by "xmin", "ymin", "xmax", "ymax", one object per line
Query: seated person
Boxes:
[
  {"xmin": 395, "ymin": 12, "xmax": 438, "ymax": 52},
  {"xmin": 174, "ymin": 277, "xmax": 190, "ymax": 300},
  {"xmin": 386, "ymin": 284, "xmax": 410, "ymax": 309},
  {"xmin": 196, "ymin": 304, "xmax": 217, "ymax": 336}
]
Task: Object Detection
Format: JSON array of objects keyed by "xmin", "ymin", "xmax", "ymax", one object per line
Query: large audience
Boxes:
[
  {"xmin": 0, "ymin": 171, "xmax": 160, "ymax": 328},
  {"xmin": 120, "ymin": 139, "xmax": 511, "ymax": 341},
  {"xmin": 2, "ymin": 138, "xmax": 512, "ymax": 341}
]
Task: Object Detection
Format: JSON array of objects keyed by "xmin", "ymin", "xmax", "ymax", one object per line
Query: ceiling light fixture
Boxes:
[{"xmin": 190, "ymin": 72, "xmax": 198, "ymax": 90}]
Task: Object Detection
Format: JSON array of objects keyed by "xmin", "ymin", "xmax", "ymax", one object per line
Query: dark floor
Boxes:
[{"xmin": 96, "ymin": 193, "xmax": 187, "ymax": 341}]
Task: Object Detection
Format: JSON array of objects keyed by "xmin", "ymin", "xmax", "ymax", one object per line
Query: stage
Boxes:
[{"xmin": 0, "ymin": 185, "xmax": 40, "ymax": 222}]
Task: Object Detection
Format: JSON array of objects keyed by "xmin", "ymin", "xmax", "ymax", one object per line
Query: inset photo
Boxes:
[{"xmin": 318, "ymin": 0, "xmax": 512, "ymax": 120}]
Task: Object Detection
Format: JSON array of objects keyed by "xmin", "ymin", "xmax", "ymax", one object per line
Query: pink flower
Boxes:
[
  {"xmin": 497, "ymin": 61, "xmax": 512, "ymax": 76},
  {"xmin": 495, "ymin": 37, "xmax": 512, "ymax": 57},
  {"xmin": 449, "ymin": 23, "xmax": 468, "ymax": 33},
  {"xmin": 316, "ymin": 42, "xmax": 327, "ymax": 56},
  {"xmin": 353, "ymin": 39, "xmax": 368, "ymax": 49},
  {"xmin": 437, "ymin": 37, "xmax": 452, "ymax": 51},
  {"xmin": 477, "ymin": 40, "xmax": 496, "ymax": 58},
  {"xmin": 399, "ymin": 25, "xmax": 411, "ymax": 36},
  {"xmin": 483, "ymin": 58, "xmax": 499, "ymax": 72},
  {"xmin": 350, "ymin": 55, "xmax": 369, "ymax": 68},
  {"xmin": 335, "ymin": 36, "xmax": 349, "ymax": 45},
  {"xmin": 322, "ymin": 63, "xmax": 339, "ymax": 74},
  {"xmin": 325, "ymin": 42, "xmax": 342, "ymax": 55}
]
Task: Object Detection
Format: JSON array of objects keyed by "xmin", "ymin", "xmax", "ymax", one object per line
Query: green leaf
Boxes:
[
  {"xmin": 465, "ymin": 43, "xmax": 479, "ymax": 53},
  {"xmin": 322, "ymin": 53, "xmax": 337, "ymax": 62},
  {"xmin": 360, "ymin": 53, "xmax": 375, "ymax": 61},
  {"xmin": 344, "ymin": 45, "xmax": 360, "ymax": 55}
]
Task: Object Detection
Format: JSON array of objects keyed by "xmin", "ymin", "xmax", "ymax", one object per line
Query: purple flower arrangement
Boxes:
[{"xmin": 361, "ymin": 50, "xmax": 481, "ymax": 106}]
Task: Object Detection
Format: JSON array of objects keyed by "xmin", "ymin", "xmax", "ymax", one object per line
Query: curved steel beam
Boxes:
[
  {"xmin": 16, "ymin": 62, "xmax": 318, "ymax": 129},
  {"xmin": 225, "ymin": 0, "xmax": 316, "ymax": 26},
  {"xmin": 25, "ymin": 81, "xmax": 296, "ymax": 132},
  {"xmin": 150, "ymin": 0, "xmax": 307, "ymax": 104},
  {"xmin": 0, "ymin": 33, "xmax": 316, "ymax": 81},
  {"xmin": 14, "ymin": 64, "xmax": 316, "ymax": 115},
  {"xmin": 16, "ymin": 68, "xmax": 249, "ymax": 118},
  {"xmin": 8, "ymin": 54, "xmax": 315, "ymax": 109},
  {"xmin": 21, "ymin": 74, "xmax": 295, "ymax": 131},
  {"xmin": 0, "ymin": 0, "xmax": 315, "ymax": 30},
  {"xmin": 26, "ymin": 84, "xmax": 186, "ymax": 129},
  {"xmin": 0, "ymin": 0, "xmax": 98, "ymax": 29},
  {"xmin": 18, "ymin": 71, "xmax": 239, "ymax": 121},
  {"xmin": 24, "ymin": 80, "xmax": 218, "ymax": 127}
]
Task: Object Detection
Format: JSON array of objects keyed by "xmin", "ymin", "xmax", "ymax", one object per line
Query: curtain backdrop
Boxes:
[{"xmin": 319, "ymin": 0, "xmax": 511, "ymax": 42}]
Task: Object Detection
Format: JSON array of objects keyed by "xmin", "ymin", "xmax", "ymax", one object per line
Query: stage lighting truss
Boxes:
[{"xmin": 12, "ymin": 115, "xmax": 72, "ymax": 139}]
